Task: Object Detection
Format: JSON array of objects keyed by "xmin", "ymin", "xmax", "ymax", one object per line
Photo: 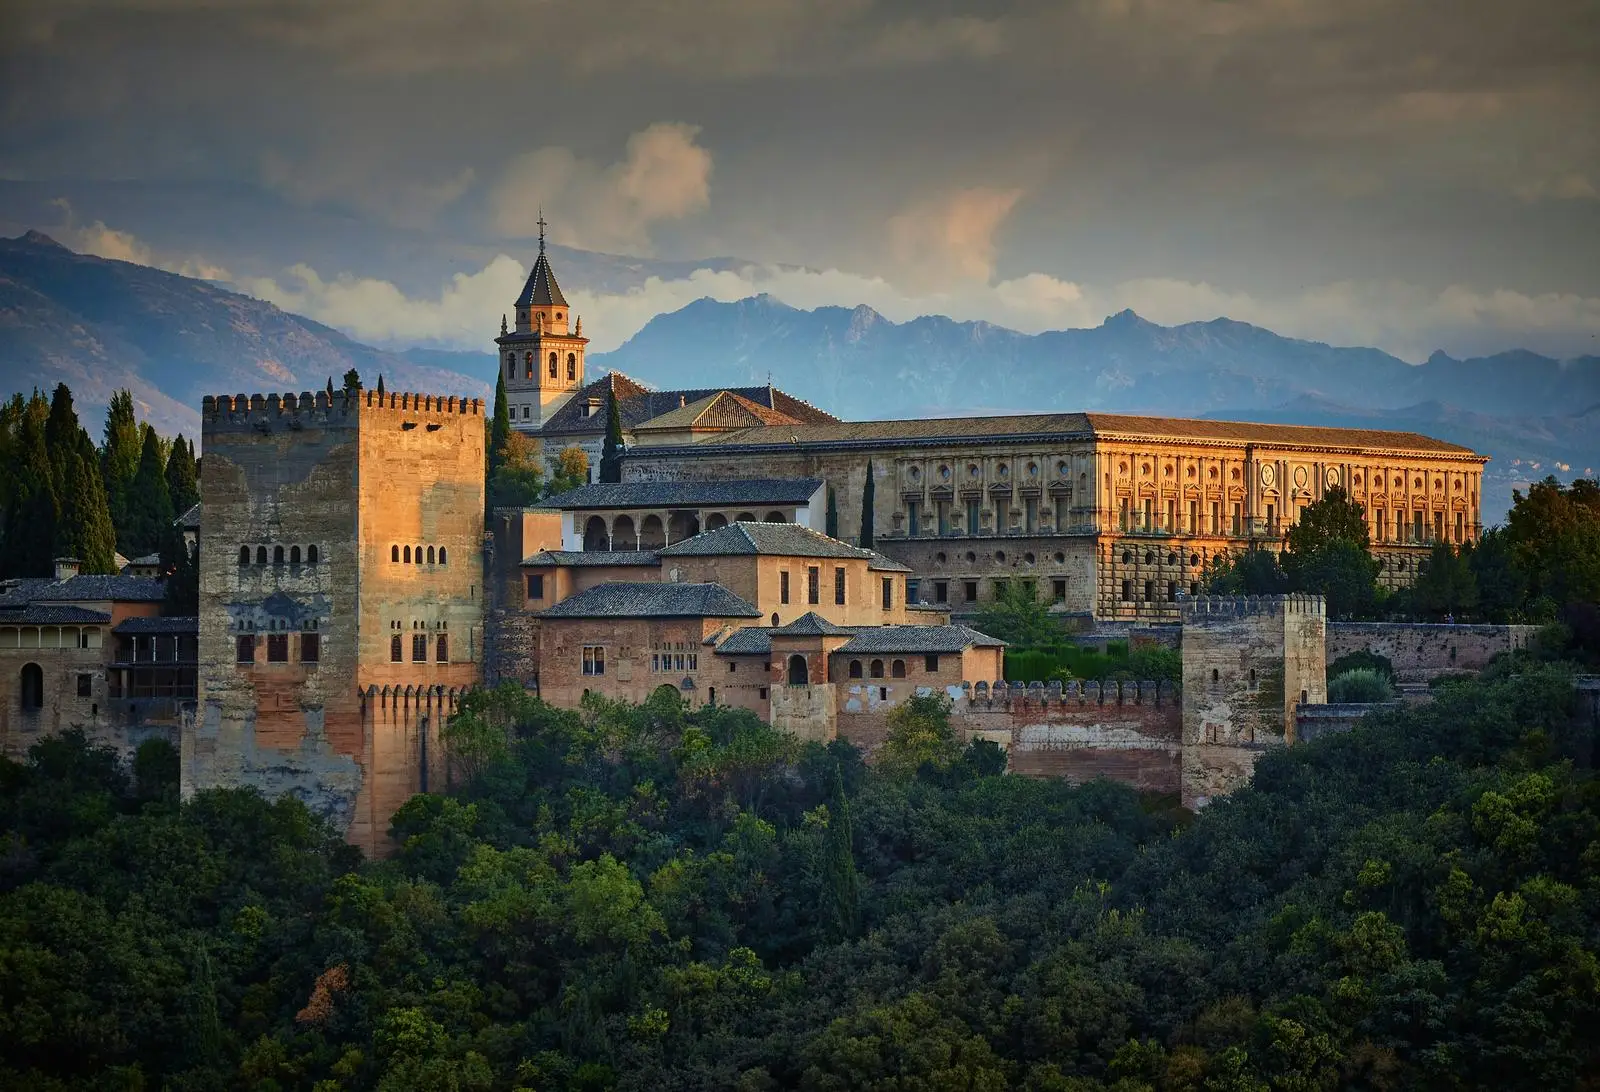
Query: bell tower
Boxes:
[{"xmin": 494, "ymin": 214, "xmax": 589, "ymax": 432}]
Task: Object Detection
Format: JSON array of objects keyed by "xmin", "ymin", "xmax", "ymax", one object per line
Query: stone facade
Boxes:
[
  {"xmin": 190, "ymin": 389, "xmax": 485, "ymax": 855},
  {"xmin": 1180, "ymin": 594, "xmax": 1327, "ymax": 808},
  {"xmin": 1325, "ymin": 622, "xmax": 1539, "ymax": 683},
  {"xmin": 621, "ymin": 416, "xmax": 1487, "ymax": 621}
]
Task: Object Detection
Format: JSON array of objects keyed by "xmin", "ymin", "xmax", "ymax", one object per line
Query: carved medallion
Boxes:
[{"xmin": 1260, "ymin": 464, "xmax": 1276, "ymax": 487}]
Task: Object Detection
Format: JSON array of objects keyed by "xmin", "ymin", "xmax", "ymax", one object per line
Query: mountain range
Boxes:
[{"xmin": 1, "ymin": 230, "xmax": 1595, "ymax": 520}]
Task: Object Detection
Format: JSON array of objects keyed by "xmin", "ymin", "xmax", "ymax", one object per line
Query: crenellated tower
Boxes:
[{"xmin": 495, "ymin": 214, "xmax": 589, "ymax": 432}]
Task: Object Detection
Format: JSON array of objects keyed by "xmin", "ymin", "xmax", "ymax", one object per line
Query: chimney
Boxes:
[
  {"xmin": 53, "ymin": 557, "xmax": 81, "ymax": 581},
  {"xmin": 679, "ymin": 394, "xmax": 687, "ymax": 408}
]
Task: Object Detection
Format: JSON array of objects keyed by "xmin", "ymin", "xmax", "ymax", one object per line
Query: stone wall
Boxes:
[
  {"xmin": 770, "ymin": 683, "xmax": 837, "ymax": 743},
  {"xmin": 1326, "ymin": 622, "xmax": 1539, "ymax": 683},
  {"xmin": 1295, "ymin": 701, "xmax": 1403, "ymax": 744}
]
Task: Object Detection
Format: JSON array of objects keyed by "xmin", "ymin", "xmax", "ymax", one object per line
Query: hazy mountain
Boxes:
[{"xmin": 0, "ymin": 231, "xmax": 489, "ymax": 437}]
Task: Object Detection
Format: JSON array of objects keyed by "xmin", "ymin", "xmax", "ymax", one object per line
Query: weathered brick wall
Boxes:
[
  {"xmin": 538, "ymin": 616, "xmax": 736, "ymax": 708},
  {"xmin": 771, "ymin": 683, "xmax": 837, "ymax": 742},
  {"xmin": 1326, "ymin": 622, "xmax": 1539, "ymax": 683},
  {"xmin": 1296, "ymin": 701, "xmax": 1402, "ymax": 744}
]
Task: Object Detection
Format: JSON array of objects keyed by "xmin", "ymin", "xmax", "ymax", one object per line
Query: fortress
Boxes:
[{"xmin": 0, "ymin": 236, "xmax": 1520, "ymax": 853}]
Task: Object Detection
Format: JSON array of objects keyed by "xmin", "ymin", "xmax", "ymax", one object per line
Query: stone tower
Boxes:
[
  {"xmin": 1179, "ymin": 593, "xmax": 1327, "ymax": 809},
  {"xmin": 188, "ymin": 388, "xmax": 486, "ymax": 855},
  {"xmin": 494, "ymin": 215, "xmax": 589, "ymax": 432}
]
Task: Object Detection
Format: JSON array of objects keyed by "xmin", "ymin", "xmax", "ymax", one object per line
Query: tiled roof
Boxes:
[
  {"xmin": 0, "ymin": 605, "xmax": 112, "ymax": 625},
  {"xmin": 907, "ymin": 601, "xmax": 952, "ymax": 613},
  {"xmin": 32, "ymin": 575, "xmax": 166, "ymax": 603},
  {"xmin": 837, "ymin": 625, "xmax": 1006, "ymax": 654},
  {"xmin": 124, "ymin": 553, "xmax": 163, "ymax": 567},
  {"xmin": 540, "ymin": 479, "xmax": 823, "ymax": 510},
  {"xmin": 0, "ymin": 579, "xmax": 55, "ymax": 607},
  {"xmin": 537, "ymin": 371, "xmax": 838, "ymax": 438},
  {"xmin": 176, "ymin": 503, "xmax": 201, "ymax": 530},
  {"xmin": 772, "ymin": 612, "xmax": 855, "ymax": 636},
  {"xmin": 514, "ymin": 250, "xmax": 568, "ymax": 309},
  {"xmin": 522, "ymin": 550, "xmax": 661, "ymax": 567},
  {"xmin": 712, "ymin": 627, "xmax": 773, "ymax": 655},
  {"xmin": 114, "ymin": 616, "xmax": 198, "ymax": 634},
  {"xmin": 536, "ymin": 582, "xmax": 761, "ymax": 619},
  {"xmin": 644, "ymin": 409, "xmax": 1480, "ymax": 457},
  {"xmin": 867, "ymin": 552, "xmax": 913, "ymax": 572},
  {"xmin": 658, "ymin": 522, "xmax": 875, "ymax": 560},
  {"xmin": 633, "ymin": 391, "xmax": 806, "ymax": 433}
]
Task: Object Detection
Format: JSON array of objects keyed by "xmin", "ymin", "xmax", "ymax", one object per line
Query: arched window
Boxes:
[
  {"xmin": 426, "ymin": 546, "xmax": 435, "ymax": 564},
  {"xmin": 273, "ymin": 545, "xmax": 285, "ymax": 565},
  {"xmin": 524, "ymin": 351, "xmax": 533, "ymax": 379},
  {"xmin": 390, "ymin": 634, "xmax": 403, "ymax": 662},
  {"xmin": 307, "ymin": 545, "xmax": 319, "ymax": 565},
  {"xmin": 770, "ymin": 612, "xmax": 780, "ymax": 626},
  {"xmin": 392, "ymin": 545, "xmax": 400, "ymax": 562},
  {"xmin": 870, "ymin": 659, "xmax": 884, "ymax": 678},
  {"xmin": 239, "ymin": 546, "xmax": 250, "ymax": 566},
  {"xmin": 548, "ymin": 351, "xmax": 558, "ymax": 378},
  {"xmin": 290, "ymin": 545, "xmax": 301, "ymax": 565},
  {"xmin": 567, "ymin": 353, "xmax": 576, "ymax": 380},
  {"xmin": 256, "ymin": 546, "xmax": 267, "ymax": 565},
  {"xmin": 403, "ymin": 545, "xmax": 411, "ymax": 563},
  {"xmin": 436, "ymin": 634, "xmax": 448, "ymax": 663},
  {"xmin": 787, "ymin": 654, "xmax": 809, "ymax": 686},
  {"xmin": 891, "ymin": 659, "xmax": 906, "ymax": 678},
  {"xmin": 848, "ymin": 659, "xmax": 863, "ymax": 678},
  {"xmin": 438, "ymin": 547, "xmax": 446, "ymax": 565},
  {"xmin": 20, "ymin": 663, "xmax": 43, "ymax": 711},
  {"xmin": 413, "ymin": 545, "xmax": 422, "ymax": 564},
  {"xmin": 1212, "ymin": 669, "xmax": 1220, "ymax": 683},
  {"xmin": 1249, "ymin": 669, "xmax": 1257, "ymax": 690}
]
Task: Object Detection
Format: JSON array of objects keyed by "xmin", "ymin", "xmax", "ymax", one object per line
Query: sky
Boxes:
[{"xmin": 2, "ymin": 0, "xmax": 1598, "ymax": 361}]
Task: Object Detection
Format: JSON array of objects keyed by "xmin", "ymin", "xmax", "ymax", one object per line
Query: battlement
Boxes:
[
  {"xmin": 201, "ymin": 390, "xmax": 483, "ymax": 432},
  {"xmin": 1180, "ymin": 593, "xmax": 1326, "ymax": 621}
]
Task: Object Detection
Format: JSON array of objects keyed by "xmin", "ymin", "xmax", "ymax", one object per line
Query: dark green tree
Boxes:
[
  {"xmin": 100, "ymin": 389, "xmax": 141, "ymax": 540},
  {"xmin": 1504, "ymin": 476, "xmax": 1600, "ymax": 608},
  {"xmin": 1203, "ymin": 545, "xmax": 1289, "ymax": 595},
  {"xmin": 61, "ymin": 433, "xmax": 118, "ymax": 574},
  {"xmin": 825, "ymin": 486, "xmax": 839, "ymax": 538},
  {"xmin": 820, "ymin": 764, "xmax": 860, "ymax": 940},
  {"xmin": 858, "ymin": 460, "xmax": 875, "ymax": 548},
  {"xmin": 1466, "ymin": 528, "xmax": 1528, "ymax": 622},
  {"xmin": 43, "ymin": 383, "xmax": 80, "ymax": 493},
  {"xmin": 975, "ymin": 578, "xmax": 1061, "ymax": 645},
  {"xmin": 342, "ymin": 368, "xmax": 361, "ymax": 392},
  {"xmin": 124, "ymin": 424, "xmax": 174, "ymax": 557},
  {"xmin": 0, "ymin": 396, "xmax": 58, "ymax": 578},
  {"xmin": 490, "ymin": 372, "xmax": 511, "ymax": 470},
  {"xmin": 1281, "ymin": 486, "xmax": 1378, "ymax": 617},
  {"xmin": 164, "ymin": 434, "xmax": 199, "ymax": 519},
  {"xmin": 376, "ymin": 373, "xmax": 386, "ymax": 398},
  {"xmin": 1413, "ymin": 541, "xmax": 1479, "ymax": 620},
  {"xmin": 598, "ymin": 395, "xmax": 624, "ymax": 483}
]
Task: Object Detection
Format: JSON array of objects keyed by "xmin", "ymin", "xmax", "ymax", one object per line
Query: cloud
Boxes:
[
  {"xmin": 886, "ymin": 188, "xmax": 1025, "ymax": 289},
  {"xmin": 492, "ymin": 123, "xmax": 712, "ymax": 253},
  {"xmin": 50, "ymin": 199, "xmax": 230, "ymax": 281},
  {"xmin": 260, "ymin": 149, "xmax": 477, "ymax": 227}
]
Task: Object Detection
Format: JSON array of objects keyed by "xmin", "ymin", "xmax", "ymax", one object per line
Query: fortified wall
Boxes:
[
  {"xmin": 1325, "ymin": 622, "xmax": 1539, "ymax": 683},
  {"xmin": 190, "ymin": 389, "xmax": 485, "ymax": 855}
]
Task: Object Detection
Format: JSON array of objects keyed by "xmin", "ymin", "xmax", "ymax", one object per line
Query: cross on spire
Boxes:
[{"xmin": 537, "ymin": 209, "xmax": 547, "ymax": 254}]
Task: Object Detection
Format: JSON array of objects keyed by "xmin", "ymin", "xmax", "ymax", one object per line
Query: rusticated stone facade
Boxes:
[
  {"xmin": 190, "ymin": 389, "xmax": 485, "ymax": 855},
  {"xmin": 1180, "ymin": 594, "xmax": 1327, "ymax": 808}
]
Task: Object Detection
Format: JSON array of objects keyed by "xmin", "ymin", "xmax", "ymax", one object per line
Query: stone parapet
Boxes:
[{"xmin": 1181, "ymin": 593, "xmax": 1326, "ymax": 622}]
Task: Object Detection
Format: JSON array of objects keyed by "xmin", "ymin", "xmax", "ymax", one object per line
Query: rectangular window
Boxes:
[
  {"xmin": 834, "ymin": 566, "xmax": 846, "ymax": 605},
  {"xmin": 1055, "ymin": 496, "xmax": 1069, "ymax": 530},
  {"xmin": 651, "ymin": 653, "xmax": 660, "ymax": 672},
  {"xmin": 527, "ymin": 574, "xmax": 544, "ymax": 599},
  {"xmin": 76, "ymin": 673, "xmax": 91, "ymax": 697},
  {"xmin": 758, "ymin": 687, "xmax": 768, "ymax": 700},
  {"xmin": 1120, "ymin": 497, "xmax": 1131, "ymax": 531},
  {"xmin": 1211, "ymin": 502, "xmax": 1220, "ymax": 534},
  {"xmin": 301, "ymin": 633, "xmax": 320, "ymax": 663},
  {"xmin": 966, "ymin": 497, "xmax": 981, "ymax": 535},
  {"xmin": 1121, "ymin": 579, "xmax": 1132, "ymax": 602},
  {"xmin": 881, "ymin": 577, "xmax": 892, "ymax": 610},
  {"xmin": 934, "ymin": 580, "xmax": 948, "ymax": 603},
  {"xmin": 237, "ymin": 635, "xmax": 255, "ymax": 663},
  {"xmin": 390, "ymin": 634, "xmax": 403, "ymax": 662},
  {"xmin": 1052, "ymin": 578, "xmax": 1067, "ymax": 602},
  {"xmin": 935, "ymin": 500, "xmax": 949, "ymax": 536},
  {"xmin": 1455, "ymin": 511, "xmax": 1465, "ymax": 541},
  {"xmin": 924, "ymin": 654, "xmax": 940, "ymax": 672},
  {"xmin": 780, "ymin": 570, "xmax": 790, "ymax": 604},
  {"xmin": 1144, "ymin": 580, "xmax": 1154, "ymax": 602},
  {"xmin": 1231, "ymin": 503, "xmax": 1242, "ymax": 535},
  {"xmin": 1167, "ymin": 581, "xmax": 1177, "ymax": 602},
  {"xmin": 1265, "ymin": 503, "xmax": 1276, "ymax": 532},
  {"xmin": 582, "ymin": 645, "xmax": 606, "ymax": 676},
  {"xmin": 1143, "ymin": 498, "xmax": 1154, "ymax": 529},
  {"xmin": 964, "ymin": 580, "xmax": 978, "ymax": 602},
  {"xmin": 412, "ymin": 634, "xmax": 427, "ymax": 662},
  {"xmin": 267, "ymin": 634, "xmax": 288, "ymax": 663},
  {"xmin": 906, "ymin": 499, "xmax": 920, "ymax": 537},
  {"xmin": 1166, "ymin": 499, "xmax": 1177, "ymax": 531},
  {"xmin": 907, "ymin": 578, "xmax": 920, "ymax": 602},
  {"xmin": 728, "ymin": 661, "xmax": 737, "ymax": 673},
  {"xmin": 807, "ymin": 566, "xmax": 820, "ymax": 605},
  {"xmin": 1188, "ymin": 500, "xmax": 1199, "ymax": 533},
  {"xmin": 1023, "ymin": 496, "xmax": 1037, "ymax": 534},
  {"xmin": 1414, "ymin": 511, "xmax": 1425, "ymax": 542},
  {"xmin": 436, "ymin": 635, "xmax": 448, "ymax": 663},
  {"xmin": 1434, "ymin": 512, "xmax": 1444, "ymax": 541}
]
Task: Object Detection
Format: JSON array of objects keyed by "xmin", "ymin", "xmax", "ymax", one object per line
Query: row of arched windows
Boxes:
[
  {"xmin": 391, "ymin": 544, "xmax": 448, "ymax": 565},
  {"xmin": 506, "ymin": 351, "xmax": 577, "ymax": 382},
  {"xmin": 846, "ymin": 659, "xmax": 906, "ymax": 679},
  {"xmin": 239, "ymin": 544, "xmax": 319, "ymax": 566}
]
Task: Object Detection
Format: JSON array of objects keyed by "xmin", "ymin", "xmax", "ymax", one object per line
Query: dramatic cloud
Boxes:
[
  {"xmin": 492, "ymin": 124, "xmax": 713, "ymax": 253},
  {"xmin": 887, "ymin": 188, "xmax": 1025, "ymax": 288},
  {"xmin": 50, "ymin": 200, "xmax": 230, "ymax": 281}
]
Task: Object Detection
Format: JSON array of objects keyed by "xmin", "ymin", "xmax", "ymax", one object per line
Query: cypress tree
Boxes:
[
  {"xmin": 44, "ymin": 383, "xmax": 80, "ymax": 495},
  {"xmin": 126, "ymin": 424, "xmax": 174, "ymax": 557},
  {"xmin": 342, "ymin": 368, "xmax": 361, "ymax": 392},
  {"xmin": 1, "ymin": 400, "xmax": 59, "ymax": 577},
  {"xmin": 101, "ymin": 390, "xmax": 141, "ymax": 549},
  {"xmin": 599, "ymin": 394, "xmax": 624, "ymax": 483},
  {"xmin": 822, "ymin": 764, "xmax": 861, "ymax": 940},
  {"xmin": 376, "ymin": 373, "xmax": 386, "ymax": 398},
  {"xmin": 490, "ymin": 373, "xmax": 511, "ymax": 464},
  {"xmin": 826, "ymin": 487, "xmax": 839, "ymax": 538},
  {"xmin": 164, "ymin": 434, "xmax": 199, "ymax": 519},
  {"xmin": 859, "ymin": 460, "xmax": 875, "ymax": 548},
  {"xmin": 64, "ymin": 432, "xmax": 118, "ymax": 574}
]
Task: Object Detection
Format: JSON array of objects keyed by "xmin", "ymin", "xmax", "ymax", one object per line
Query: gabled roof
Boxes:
[
  {"xmin": 772, "ymin": 611, "xmax": 855, "ymax": 637},
  {"xmin": 712, "ymin": 627, "xmax": 773, "ymax": 655},
  {"xmin": 633, "ymin": 390, "xmax": 806, "ymax": 433},
  {"xmin": 658, "ymin": 521, "xmax": 875, "ymax": 560},
  {"xmin": 522, "ymin": 549, "xmax": 661, "ymax": 567},
  {"xmin": 176, "ymin": 503, "xmax": 200, "ymax": 530},
  {"xmin": 114, "ymin": 616, "xmax": 198, "ymax": 634},
  {"xmin": 867, "ymin": 552, "xmax": 913, "ymax": 573},
  {"xmin": 536, "ymin": 582, "xmax": 761, "ymax": 619},
  {"xmin": 31, "ymin": 575, "xmax": 165, "ymax": 603},
  {"xmin": 837, "ymin": 625, "xmax": 1006, "ymax": 654},
  {"xmin": 537, "ymin": 371, "xmax": 837, "ymax": 438},
  {"xmin": 540, "ymin": 479, "xmax": 823, "ymax": 510},
  {"xmin": 515, "ymin": 250, "xmax": 568, "ymax": 309}
]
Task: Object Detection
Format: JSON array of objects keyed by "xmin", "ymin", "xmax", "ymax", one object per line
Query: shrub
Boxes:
[
  {"xmin": 1328, "ymin": 667, "xmax": 1395, "ymax": 703},
  {"xmin": 1328, "ymin": 650, "xmax": 1394, "ymax": 681}
]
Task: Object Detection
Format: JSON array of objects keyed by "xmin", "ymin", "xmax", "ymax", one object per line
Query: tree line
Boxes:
[
  {"xmin": 0, "ymin": 385, "xmax": 198, "ymax": 588},
  {"xmin": 0, "ymin": 647, "xmax": 1595, "ymax": 1089}
]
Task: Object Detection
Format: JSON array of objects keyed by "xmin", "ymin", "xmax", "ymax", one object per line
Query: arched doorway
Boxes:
[
  {"xmin": 787, "ymin": 654, "xmax": 809, "ymax": 686},
  {"xmin": 639, "ymin": 515, "xmax": 666, "ymax": 549},
  {"xmin": 735, "ymin": 511, "xmax": 756, "ymax": 523},
  {"xmin": 612, "ymin": 515, "xmax": 638, "ymax": 550},
  {"xmin": 582, "ymin": 516, "xmax": 608, "ymax": 551},
  {"xmin": 668, "ymin": 512, "xmax": 700, "ymax": 541},
  {"xmin": 764, "ymin": 511, "xmax": 786, "ymax": 523},
  {"xmin": 706, "ymin": 513, "xmax": 728, "ymax": 531},
  {"xmin": 19, "ymin": 663, "xmax": 43, "ymax": 711}
]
